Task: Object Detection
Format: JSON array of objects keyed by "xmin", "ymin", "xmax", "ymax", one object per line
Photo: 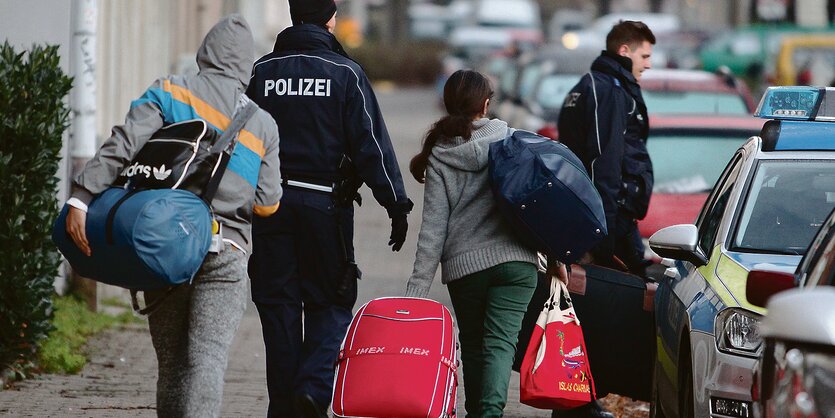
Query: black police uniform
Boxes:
[
  {"xmin": 557, "ymin": 51, "xmax": 653, "ymax": 276},
  {"xmin": 246, "ymin": 24, "xmax": 411, "ymax": 417}
]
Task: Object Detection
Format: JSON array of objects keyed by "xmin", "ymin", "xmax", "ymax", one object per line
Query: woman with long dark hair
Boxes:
[{"xmin": 405, "ymin": 69, "xmax": 538, "ymax": 417}]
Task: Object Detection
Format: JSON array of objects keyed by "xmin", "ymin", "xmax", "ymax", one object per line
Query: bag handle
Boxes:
[
  {"xmin": 201, "ymin": 97, "xmax": 260, "ymax": 204},
  {"xmin": 545, "ymin": 277, "xmax": 580, "ymax": 326}
]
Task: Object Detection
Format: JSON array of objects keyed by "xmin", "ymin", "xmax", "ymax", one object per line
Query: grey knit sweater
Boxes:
[{"xmin": 405, "ymin": 118, "xmax": 537, "ymax": 298}]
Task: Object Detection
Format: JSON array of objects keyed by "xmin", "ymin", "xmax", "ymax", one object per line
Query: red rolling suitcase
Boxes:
[{"xmin": 332, "ymin": 297, "xmax": 458, "ymax": 418}]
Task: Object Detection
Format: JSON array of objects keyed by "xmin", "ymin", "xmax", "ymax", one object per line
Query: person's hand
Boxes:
[
  {"xmin": 547, "ymin": 259, "xmax": 569, "ymax": 285},
  {"xmin": 66, "ymin": 206, "xmax": 91, "ymax": 256},
  {"xmin": 388, "ymin": 214, "xmax": 408, "ymax": 252}
]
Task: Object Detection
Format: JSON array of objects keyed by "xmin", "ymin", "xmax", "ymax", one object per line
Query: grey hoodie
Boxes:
[
  {"xmin": 72, "ymin": 14, "xmax": 282, "ymax": 253},
  {"xmin": 405, "ymin": 118, "xmax": 537, "ymax": 298}
]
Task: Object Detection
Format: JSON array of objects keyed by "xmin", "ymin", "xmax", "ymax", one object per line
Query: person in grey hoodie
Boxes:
[
  {"xmin": 406, "ymin": 69, "xmax": 538, "ymax": 417},
  {"xmin": 64, "ymin": 14, "xmax": 282, "ymax": 417}
]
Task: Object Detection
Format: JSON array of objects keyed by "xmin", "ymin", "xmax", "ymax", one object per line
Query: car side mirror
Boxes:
[
  {"xmin": 745, "ymin": 270, "xmax": 796, "ymax": 308},
  {"xmin": 649, "ymin": 224, "xmax": 708, "ymax": 267}
]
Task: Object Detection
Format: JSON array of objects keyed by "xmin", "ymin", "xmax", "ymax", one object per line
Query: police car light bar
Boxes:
[{"xmin": 755, "ymin": 86, "xmax": 835, "ymax": 121}]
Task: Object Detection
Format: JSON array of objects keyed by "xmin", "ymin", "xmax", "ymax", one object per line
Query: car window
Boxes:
[
  {"xmin": 517, "ymin": 62, "xmax": 545, "ymax": 100},
  {"xmin": 731, "ymin": 33, "xmax": 760, "ymax": 55},
  {"xmin": 642, "ymin": 91, "xmax": 749, "ymax": 115},
  {"xmin": 500, "ymin": 67, "xmax": 518, "ymax": 96},
  {"xmin": 535, "ymin": 74, "xmax": 582, "ymax": 109},
  {"xmin": 698, "ymin": 153, "xmax": 743, "ymax": 254},
  {"xmin": 791, "ymin": 46, "xmax": 835, "ymax": 86},
  {"xmin": 733, "ymin": 161, "xmax": 835, "ymax": 255},
  {"xmin": 803, "ymin": 213, "xmax": 835, "ymax": 287},
  {"xmin": 647, "ymin": 131, "xmax": 748, "ymax": 193}
]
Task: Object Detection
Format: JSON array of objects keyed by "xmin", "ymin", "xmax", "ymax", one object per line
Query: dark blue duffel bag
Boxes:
[
  {"xmin": 52, "ymin": 187, "xmax": 212, "ymax": 291},
  {"xmin": 489, "ymin": 130, "xmax": 607, "ymax": 264}
]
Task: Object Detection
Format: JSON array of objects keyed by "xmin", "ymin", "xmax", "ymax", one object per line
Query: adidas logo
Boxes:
[
  {"xmin": 121, "ymin": 162, "xmax": 173, "ymax": 181},
  {"xmin": 153, "ymin": 164, "xmax": 172, "ymax": 181}
]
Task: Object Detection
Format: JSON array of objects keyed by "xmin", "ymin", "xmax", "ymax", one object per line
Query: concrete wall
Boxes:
[{"xmin": 0, "ymin": 1, "xmax": 72, "ymax": 70}]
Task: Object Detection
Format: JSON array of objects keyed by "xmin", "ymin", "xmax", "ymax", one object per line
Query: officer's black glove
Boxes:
[
  {"xmin": 388, "ymin": 214, "xmax": 408, "ymax": 252},
  {"xmin": 386, "ymin": 199, "xmax": 414, "ymax": 252}
]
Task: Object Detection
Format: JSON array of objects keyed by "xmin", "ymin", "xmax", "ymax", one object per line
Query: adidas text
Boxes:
[{"xmin": 121, "ymin": 162, "xmax": 172, "ymax": 181}]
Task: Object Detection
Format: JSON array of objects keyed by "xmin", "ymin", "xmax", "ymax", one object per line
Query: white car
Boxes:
[{"xmin": 746, "ymin": 205, "xmax": 835, "ymax": 418}]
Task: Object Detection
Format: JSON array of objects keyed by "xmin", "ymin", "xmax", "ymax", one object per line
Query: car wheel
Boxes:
[
  {"xmin": 679, "ymin": 348, "xmax": 695, "ymax": 418},
  {"xmin": 650, "ymin": 348, "xmax": 667, "ymax": 418}
]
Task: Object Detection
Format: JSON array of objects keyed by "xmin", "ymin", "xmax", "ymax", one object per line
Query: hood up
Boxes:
[
  {"xmin": 197, "ymin": 14, "xmax": 254, "ymax": 89},
  {"xmin": 432, "ymin": 118, "xmax": 509, "ymax": 171}
]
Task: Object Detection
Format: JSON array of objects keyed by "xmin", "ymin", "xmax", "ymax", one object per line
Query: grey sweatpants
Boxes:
[{"xmin": 146, "ymin": 249, "xmax": 248, "ymax": 418}]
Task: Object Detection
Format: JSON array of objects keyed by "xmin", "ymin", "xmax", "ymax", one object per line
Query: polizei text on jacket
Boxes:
[{"xmin": 263, "ymin": 78, "xmax": 332, "ymax": 97}]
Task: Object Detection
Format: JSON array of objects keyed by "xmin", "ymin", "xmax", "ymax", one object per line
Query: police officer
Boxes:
[
  {"xmin": 245, "ymin": 1, "xmax": 412, "ymax": 417},
  {"xmin": 554, "ymin": 20, "xmax": 655, "ymax": 418},
  {"xmin": 558, "ymin": 20, "xmax": 655, "ymax": 280}
]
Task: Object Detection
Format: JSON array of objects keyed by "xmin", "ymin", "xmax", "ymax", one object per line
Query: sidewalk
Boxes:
[{"xmin": 0, "ymin": 301, "xmax": 556, "ymax": 417}]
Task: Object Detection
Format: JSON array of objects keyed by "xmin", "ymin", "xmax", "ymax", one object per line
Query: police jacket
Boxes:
[
  {"xmin": 246, "ymin": 24, "xmax": 410, "ymax": 215},
  {"xmin": 557, "ymin": 51, "xmax": 654, "ymax": 228}
]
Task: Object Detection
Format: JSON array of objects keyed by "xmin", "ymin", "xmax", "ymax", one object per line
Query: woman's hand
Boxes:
[{"xmin": 66, "ymin": 206, "xmax": 91, "ymax": 256}]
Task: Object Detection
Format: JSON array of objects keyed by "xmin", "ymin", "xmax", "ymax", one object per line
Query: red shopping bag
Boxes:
[{"xmin": 520, "ymin": 278, "xmax": 596, "ymax": 409}]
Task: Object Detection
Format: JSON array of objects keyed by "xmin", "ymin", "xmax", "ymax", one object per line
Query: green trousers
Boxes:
[{"xmin": 447, "ymin": 261, "xmax": 537, "ymax": 418}]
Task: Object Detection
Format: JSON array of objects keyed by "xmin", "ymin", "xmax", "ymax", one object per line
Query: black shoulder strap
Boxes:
[
  {"xmin": 202, "ymin": 98, "xmax": 260, "ymax": 204},
  {"xmin": 210, "ymin": 98, "xmax": 260, "ymax": 154}
]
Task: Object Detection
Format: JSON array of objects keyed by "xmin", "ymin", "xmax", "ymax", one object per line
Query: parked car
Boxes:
[
  {"xmin": 559, "ymin": 12, "xmax": 680, "ymax": 52},
  {"xmin": 639, "ymin": 114, "xmax": 765, "ymax": 240},
  {"xmin": 502, "ymin": 47, "xmax": 596, "ymax": 132},
  {"xmin": 410, "ymin": 0, "xmax": 474, "ymax": 40},
  {"xmin": 746, "ymin": 206, "xmax": 835, "ymax": 418},
  {"xmin": 448, "ymin": 0, "xmax": 543, "ymax": 65},
  {"xmin": 647, "ymin": 86, "xmax": 835, "ymax": 418},
  {"xmin": 700, "ymin": 25, "xmax": 835, "ymax": 80},
  {"xmin": 773, "ymin": 34, "xmax": 835, "ymax": 86},
  {"xmin": 641, "ymin": 69, "xmax": 757, "ymax": 115}
]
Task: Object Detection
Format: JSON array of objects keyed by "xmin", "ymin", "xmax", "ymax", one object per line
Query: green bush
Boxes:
[
  {"xmin": 348, "ymin": 40, "xmax": 445, "ymax": 85},
  {"xmin": 0, "ymin": 42, "xmax": 72, "ymax": 376}
]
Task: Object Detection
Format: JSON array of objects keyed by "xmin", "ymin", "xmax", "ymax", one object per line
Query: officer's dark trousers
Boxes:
[{"xmin": 249, "ymin": 189, "xmax": 358, "ymax": 418}]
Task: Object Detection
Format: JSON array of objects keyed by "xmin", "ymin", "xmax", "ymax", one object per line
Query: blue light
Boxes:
[{"xmin": 755, "ymin": 87, "xmax": 821, "ymax": 121}]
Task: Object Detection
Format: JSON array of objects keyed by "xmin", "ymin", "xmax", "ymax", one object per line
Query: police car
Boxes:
[{"xmin": 647, "ymin": 87, "xmax": 835, "ymax": 418}]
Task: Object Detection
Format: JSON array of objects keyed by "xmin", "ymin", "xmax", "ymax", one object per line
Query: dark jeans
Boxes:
[
  {"xmin": 447, "ymin": 261, "xmax": 537, "ymax": 418},
  {"xmin": 248, "ymin": 189, "xmax": 358, "ymax": 418}
]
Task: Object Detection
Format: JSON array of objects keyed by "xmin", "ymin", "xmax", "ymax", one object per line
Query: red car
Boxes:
[
  {"xmin": 641, "ymin": 68, "xmax": 757, "ymax": 115},
  {"xmin": 638, "ymin": 114, "xmax": 765, "ymax": 238}
]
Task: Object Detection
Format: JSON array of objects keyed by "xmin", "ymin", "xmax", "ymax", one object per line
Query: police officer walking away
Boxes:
[
  {"xmin": 558, "ymin": 20, "xmax": 655, "ymax": 281},
  {"xmin": 245, "ymin": 1, "xmax": 412, "ymax": 417},
  {"xmin": 554, "ymin": 21, "xmax": 655, "ymax": 418}
]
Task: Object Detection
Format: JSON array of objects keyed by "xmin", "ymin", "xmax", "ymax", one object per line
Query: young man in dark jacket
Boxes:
[
  {"xmin": 555, "ymin": 20, "xmax": 655, "ymax": 418},
  {"xmin": 558, "ymin": 20, "xmax": 655, "ymax": 279},
  {"xmin": 245, "ymin": 1, "xmax": 412, "ymax": 417}
]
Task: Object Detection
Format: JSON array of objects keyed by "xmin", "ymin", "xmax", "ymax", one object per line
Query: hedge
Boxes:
[{"xmin": 0, "ymin": 41, "xmax": 72, "ymax": 377}]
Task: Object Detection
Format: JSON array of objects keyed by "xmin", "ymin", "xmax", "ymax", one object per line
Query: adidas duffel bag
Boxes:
[{"xmin": 52, "ymin": 187, "xmax": 212, "ymax": 290}]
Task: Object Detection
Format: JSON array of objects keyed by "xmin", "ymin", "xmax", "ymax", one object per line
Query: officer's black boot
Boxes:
[{"xmin": 295, "ymin": 393, "xmax": 328, "ymax": 418}]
